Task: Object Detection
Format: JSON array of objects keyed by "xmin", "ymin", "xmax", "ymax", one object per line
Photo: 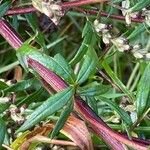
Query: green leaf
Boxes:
[
  {"xmin": 17, "ymin": 44, "xmax": 75, "ymax": 84},
  {"xmin": 0, "ymin": 61, "xmax": 19, "ymax": 74},
  {"xmin": 25, "ymin": 13, "xmax": 46, "ymax": 48},
  {"xmin": 99, "ymin": 97, "xmax": 132, "ymax": 126},
  {"xmin": 16, "ymin": 88, "xmax": 45, "ymax": 106},
  {"xmin": 46, "ymin": 36, "xmax": 67, "ymax": 49},
  {"xmin": 3, "ymin": 78, "xmax": 37, "ymax": 93},
  {"xmin": 54, "ymin": 54, "xmax": 75, "ymax": 82},
  {"xmin": 70, "ymin": 43, "xmax": 88, "ymax": 66},
  {"xmin": 0, "ymin": 0, "xmax": 11, "ymax": 18},
  {"xmin": 17, "ymin": 86, "xmax": 74, "ymax": 132},
  {"xmin": 86, "ymin": 96, "xmax": 98, "ymax": 115},
  {"xmin": 70, "ymin": 21, "xmax": 97, "ymax": 65},
  {"xmin": 127, "ymin": 24, "xmax": 146, "ymax": 40},
  {"xmin": 30, "ymin": 52, "xmax": 75, "ymax": 84},
  {"xmin": 102, "ymin": 60, "xmax": 135, "ymax": 102},
  {"xmin": 130, "ymin": 0, "xmax": 150, "ymax": 12},
  {"xmin": 0, "ymin": 117, "xmax": 6, "ymax": 148},
  {"xmin": 100, "ymin": 92, "xmax": 126, "ymax": 99},
  {"xmin": 0, "ymin": 103, "xmax": 9, "ymax": 114},
  {"xmin": 51, "ymin": 99, "xmax": 73, "ymax": 138},
  {"xmin": 76, "ymin": 47, "xmax": 98, "ymax": 84},
  {"xmin": 82, "ymin": 20, "xmax": 93, "ymax": 37},
  {"xmin": 136, "ymin": 63, "xmax": 150, "ymax": 117},
  {"xmin": 16, "ymin": 40, "xmax": 37, "ymax": 70},
  {"xmin": 77, "ymin": 82, "xmax": 110, "ymax": 96},
  {"xmin": 0, "ymin": 81, "xmax": 8, "ymax": 90}
]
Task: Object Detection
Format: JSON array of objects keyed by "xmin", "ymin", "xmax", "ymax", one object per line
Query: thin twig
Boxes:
[
  {"xmin": 61, "ymin": 0, "xmax": 107, "ymax": 8},
  {"xmin": 74, "ymin": 7, "xmax": 144, "ymax": 23},
  {"xmin": 30, "ymin": 135, "xmax": 77, "ymax": 146},
  {"xmin": 2, "ymin": 144, "xmax": 13, "ymax": 150},
  {"xmin": 5, "ymin": 6, "xmax": 144, "ymax": 23}
]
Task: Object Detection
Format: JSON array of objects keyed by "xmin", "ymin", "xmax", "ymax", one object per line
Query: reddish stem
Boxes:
[
  {"xmin": 75, "ymin": 98, "xmax": 148, "ymax": 150},
  {"xmin": 0, "ymin": 20, "xmax": 23, "ymax": 49},
  {"xmin": 6, "ymin": 7, "xmax": 36, "ymax": 16},
  {"xmin": 75, "ymin": 7, "xmax": 144, "ymax": 23},
  {"xmin": 5, "ymin": 6, "xmax": 144, "ymax": 23},
  {"xmin": 61, "ymin": 0, "xmax": 107, "ymax": 8}
]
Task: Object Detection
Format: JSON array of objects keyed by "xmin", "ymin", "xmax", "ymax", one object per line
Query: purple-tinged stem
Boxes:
[
  {"xmin": 74, "ymin": 7, "xmax": 144, "ymax": 23},
  {"xmin": 6, "ymin": 7, "xmax": 36, "ymax": 16},
  {"xmin": 61, "ymin": 0, "xmax": 107, "ymax": 8},
  {"xmin": 0, "ymin": 20, "xmax": 23, "ymax": 49},
  {"xmin": 75, "ymin": 98, "xmax": 148, "ymax": 150},
  {"xmin": 27, "ymin": 58, "xmax": 68, "ymax": 92},
  {"xmin": 5, "ymin": 6, "xmax": 144, "ymax": 23}
]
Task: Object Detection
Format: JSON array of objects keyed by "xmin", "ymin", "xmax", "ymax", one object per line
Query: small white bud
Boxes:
[
  {"xmin": 111, "ymin": 36, "xmax": 129, "ymax": 52},
  {"xmin": 133, "ymin": 52, "xmax": 143, "ymax": 59},
  {"xmin": 145, "ymin": 12, "xmax": 150, "ymax": 27},
  {"xmin": 117, "ymin": 47, "xmax": 125, "ymax": 52},
  {"xmin": 125, "ymin": 12, "xmax": 132, "ymax": 25},
  {"xmin": 0, "ymin": 97, "xmax": 10, "ymax": 103},
  {"xmin": 130, "ymin": 12, "xmax": 139, "ymax": 19},
  {"xmin": 122, "ymin": 0, "xmax": 130, "ymax": 16},
  {"xmin": 145, "ymin": 53, "xmax": 150, "ymax": 59},
  {"xmin": 102, "ymin": 32, "xmax": 111, "ymax": 44},
  {"xmin": 133, "ymin": 44, "xmax": 142, "ymax": 50},
  {"xmin": 0, "ymin": 79, "xmax": 5, "ymax": 82},
  {"xmin": 123, "ymin": 44, "xmax": 131, "ymax": 51},
  {"xmin": 130, "ymin": 112, "xmax": 137, "ymax": 123},
  {"xmin": 94, "ymin": 19, "xmax": 99, "ymax": 26},
  {"xmin": 113, "ymin": 37, "xmax": 127, "ymax": 45}
]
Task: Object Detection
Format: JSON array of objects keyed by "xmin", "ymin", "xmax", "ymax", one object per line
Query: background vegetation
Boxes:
[{"xmin": 0, "ymin": 0, "xmax": 150, "ymax": 149}]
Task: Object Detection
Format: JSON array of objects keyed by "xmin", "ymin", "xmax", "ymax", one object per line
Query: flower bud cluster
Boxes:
[
  {"xmin": 121, "ymin": 0, "xmax": 150, "ymax": 26},
  {"xmin": 94, "ymin": 20, "xmax": 112, "ymax": 44},
  {"xmin": 111, "ymin": 37, "xmax": 131, "ymax": 52},
  {"xmin": 142, "ymin": 9, "xmax": 150, "ymax": 27},
  {"xmin": 8, "ymin": 104, "xmax": 27, "ymax": 125},
  {"xmin": 93, "ymin": 20, "xmax": 150, "ymax": 60},
  {"xmin": 0, "ymin": 92, "xmax": 15, "ymax": 104},
  {"xmin": 132, "ymin": 44, "xmax": 150, "ymax": 60}
]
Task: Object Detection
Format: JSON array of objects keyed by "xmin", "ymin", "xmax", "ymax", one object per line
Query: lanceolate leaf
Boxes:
[
  {"xmin": 136, "ymin": 63, "xmax": 150, "ymax": 117},
  {"xmin": 25, "ymin": 13, "xmax": 45, "ymax": 48},
  {"xmin": 127, "ymin": 24, "xmax": 146, "ymax": 40},
  {"xmin": 77, "ymin": 82, "xmax": 110, "ymax": 96},
  {"xmin": 0, "ymin": 117, "xmax": 6, "ymax": 148},
  {"xmin": 0, "ymin": 103, "xmax": 9, "ymax": 114},
  {"xmin": 17, "ymin": 44, "xmax": 75, "ymax": 84},
  {"xmin": 51, "ymin": 99, "xmax": 74, "ymax": 139},
  {"xmin": 29, "ymin": 52, "xmax": 75, "ymax": 84},
  {"xmin": 3, "ymin": 78, "xmax": 37, "ymax": 93},
  {"xmin": 0, "ymin": 81, "xmax": 8, "ymax": 90},
  {"xmin": 70, "ymin": 21, "xmax": 97, "ymax": 66},
  {"xmin": 86, "ymin": 96, "xmax": 98, "ymax": 115},
  {"xmin": 0, "ymin": 0, "xmax": 11, "ymax": 18},
  {"xmin": 97, "ymin": 97, "xmax": 132, "ymax": 126},
  {"xmin": 76, "ymin": 47, "xmax": 98, "ymax": 84},
  {"xmin": 16, "ymin": 88, "xmax": 45, "ymax": 106},
  {"xmin": 54, "ymin": 54, "xmax": 75, "ymax": 82},
  {"xmin": 17, "ymin": 87, "xmax": 74, "ymax": 132},
  {"xmin": 130, "ymin": 0, "xmax": 150, "ymax": 12},
  {"xmin": 102, "ymin": 61, "xmax": 135, "ymax": 102}
]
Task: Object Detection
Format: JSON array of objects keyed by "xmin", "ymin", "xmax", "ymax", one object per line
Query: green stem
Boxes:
[
  {"xmin": 130, "ymin": 71, "xmax": 141, "ymax": 92},
  {"xmin": 0, "ymin": 61, "xmax": 19, "ymax": 74},
  {"xmin": 126, "ymin": 63, "xmax": 140, "ymax": 89}
]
